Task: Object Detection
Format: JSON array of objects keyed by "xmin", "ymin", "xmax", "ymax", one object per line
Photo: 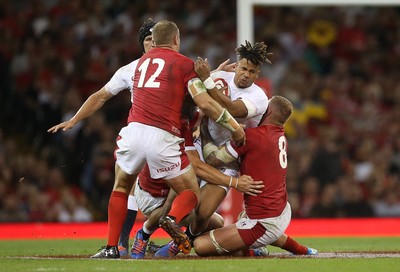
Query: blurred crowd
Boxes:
[{"xmin": 0, "ymin": 0, "xmax": 399, "ymax": 222}]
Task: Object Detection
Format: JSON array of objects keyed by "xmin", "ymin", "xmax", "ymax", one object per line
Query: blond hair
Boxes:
[
  {"xmin": 270, "ymin": 95, "xmax": 293, "ymax": 125},
  {"xmin": 152, "ymin": 20, "xmax": 179, "ymax": 46}
]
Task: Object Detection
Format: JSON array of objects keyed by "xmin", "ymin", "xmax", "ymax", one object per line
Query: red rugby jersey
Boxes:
[
  {"xmin": 229, "ymin": 124, "xmax": 288, "ymax": 218},
  {"xmin": 128, "ymin": 47, "xmax": 197, "ymax": 136}
]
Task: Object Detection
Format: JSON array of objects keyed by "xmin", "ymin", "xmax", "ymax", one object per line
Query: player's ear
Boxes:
[{"xmin": 173, "ymin": 33, "xmax": 180, "ymax": 45}]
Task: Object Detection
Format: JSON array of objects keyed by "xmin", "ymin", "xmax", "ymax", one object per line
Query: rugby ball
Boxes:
[{"xmin": 214, "ymin": 78, "xmax": 230, "ymax": 97}]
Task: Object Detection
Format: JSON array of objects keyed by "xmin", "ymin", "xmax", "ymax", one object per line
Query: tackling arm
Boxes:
[
  {"xmin": 187, "ymin": 145, "xmax": 262, "ymax": 195},
  {"xmin": 187, "ymin": 77, "xmax": 245, "ymax": 146}
]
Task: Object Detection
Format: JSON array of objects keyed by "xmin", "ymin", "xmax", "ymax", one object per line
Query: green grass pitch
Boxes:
[{"xmin": 1, "ymin": 237, "xmax": 399, "ymax": 272}]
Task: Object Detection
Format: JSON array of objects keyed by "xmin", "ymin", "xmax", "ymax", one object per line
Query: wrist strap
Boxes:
[{"xmin": 204, "ymin": 77, "xmax": 216, "ymax": 90}]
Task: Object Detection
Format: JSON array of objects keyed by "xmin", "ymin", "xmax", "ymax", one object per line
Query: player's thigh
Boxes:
[
  {"xmin": 197, "ymin": 184, "xmax": 227, "ymax": 220},
  {"xmin": 113, "ymin": 163, "xmax": 137, "ymax": 192},
  {"xmin": 164, "ymin": 166, "xmax": 199, "ymax": 195}
]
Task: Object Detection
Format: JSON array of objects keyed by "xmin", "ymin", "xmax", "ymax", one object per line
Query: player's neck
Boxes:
[
  {"xmin": 155, "ymin": 44, "xmax": 175, "ymax": 51},
  {"xmin": 155, "ymin": 44, "xmax": 179, "ymax": 52}
]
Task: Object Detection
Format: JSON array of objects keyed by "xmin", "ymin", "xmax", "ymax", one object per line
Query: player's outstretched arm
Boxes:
[
  {"xmin": 187, "ymin": 149, "xmax": 263, "ymax": 196},
  {"xmin": 47, "ymin": 87, "xmax": 114, "ymax": 133}
]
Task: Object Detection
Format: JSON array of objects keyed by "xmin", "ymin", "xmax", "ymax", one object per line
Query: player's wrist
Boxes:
[
  {"xmin": 203, "ymin": 77, "xmax": 216, "ymax": 90},
  {"xmin": 228, "ymin": 177, "xmax": 239, "ymax": 189}
]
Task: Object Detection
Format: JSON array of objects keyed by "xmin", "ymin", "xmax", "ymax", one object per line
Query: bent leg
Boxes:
[
  {"xmin": 157, "ymin": 166, "xmax": 200, "ymax": 254},
  {"xmin": 163, "ymin": 166, "xmax": 200, "ymax": 224},
  {"xmin": 194, "ymin": 224, "xmax": 246, "ymax": 256},
  {"xmin": 191, "ymin": 184, "xmax": 227, "ymax": 234}
]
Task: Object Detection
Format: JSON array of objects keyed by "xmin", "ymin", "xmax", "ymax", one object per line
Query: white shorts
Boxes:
[
  {"xmin": 134, "ymin": 179, "xmax": 166, "ymax": 217},
  {"xmin": 236, "ymin": 202, "xmax": 291, "ymax": 248},
  {"xmin": 115, "ymin": 122, "xmax": 190, "ymax": 179},
  {"xmin": 194, "ymin": 138, "xmax": 238, "ymax": 192}
]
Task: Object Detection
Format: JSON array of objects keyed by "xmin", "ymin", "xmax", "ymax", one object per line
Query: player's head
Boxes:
[
  {"xmin": 152, "ymin": 20, "xmax": 180, "ymax": 51},
  {"xmin": 260, "ymin": 95, "xmax": 292, "ymax": 126},
  {"xmin": 138, "ymin": 18, "xmax": 156, "ymax": 53},
  {"xmin": 234, "ymin": 41, "xmax": 272, "ymax": 88}
]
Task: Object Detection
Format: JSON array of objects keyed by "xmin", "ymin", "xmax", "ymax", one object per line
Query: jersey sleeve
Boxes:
[
  {"xmin": 104, "ymin": 60, "xmax": 138, "ymax": 96},
  {"xmin": 240, "ymin": 86, "xmax": 269, "ymax": 118},
  {"xmin": 226, "ymin": 129, "xmax": 252, "ymax": 159}
]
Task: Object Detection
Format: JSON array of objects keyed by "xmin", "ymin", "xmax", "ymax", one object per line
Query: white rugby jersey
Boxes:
[
  {"xmin": 208, "ymin": 70, "xmax": 269, "ymax": 146},
  {"xmin": 104, "ymin": 59, "xmax": 139, "ymax": 102}
]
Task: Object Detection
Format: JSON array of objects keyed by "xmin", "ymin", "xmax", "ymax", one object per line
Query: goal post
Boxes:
[{"xmin": 237, "ymin": 0, "xmax": 400, "ymax": 46}]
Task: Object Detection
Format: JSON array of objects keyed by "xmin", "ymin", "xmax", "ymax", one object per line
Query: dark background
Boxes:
[{"xmin": 0, "ymin": 1, "xmax": 399, "ymax": 222}]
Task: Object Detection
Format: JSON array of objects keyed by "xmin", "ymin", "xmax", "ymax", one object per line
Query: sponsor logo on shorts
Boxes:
[{"xmin": 156, "ymin": 162, "xmax": 181, "ymax": 173}]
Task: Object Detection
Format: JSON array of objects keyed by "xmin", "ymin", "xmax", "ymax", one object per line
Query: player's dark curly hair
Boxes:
[
  {"xmin": 236, "ymin": 40, "xmax": 272, "ymax": 66},
  {"xmin": 138, "ymin": 18, "xmax": 156, "ymax": 53}
]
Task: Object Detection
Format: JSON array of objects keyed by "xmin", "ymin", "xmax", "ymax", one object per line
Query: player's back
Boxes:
[
  {"xmin": 240, "ymin": 125, "xmax": 288, "ymax": 219},
  {"xmin": 128, "ymin": 48, "xmax": 197, "ymax": 136}
]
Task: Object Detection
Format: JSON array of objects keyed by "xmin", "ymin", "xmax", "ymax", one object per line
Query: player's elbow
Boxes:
[{"xmin": 204, "ymin": 153, "xmax": 223, "ymax": 168}]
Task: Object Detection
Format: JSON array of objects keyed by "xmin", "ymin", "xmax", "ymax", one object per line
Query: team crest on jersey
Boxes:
[{"xmin": 214, "ymin": 78, "xmax": 230, "ymax": 98}]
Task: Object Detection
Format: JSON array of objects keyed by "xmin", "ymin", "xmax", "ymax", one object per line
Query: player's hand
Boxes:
[
  {"xmin": 47, "ymin": 119, "xmax": 76, "ymax": 133},
  {"xmin": 232, "ymin": 124, "xmax": 246, "ymax": 146},
  {"xmin": 194, "ymin": 57, "xmax": 211, "ymax": 81},
  {"xmin": 216, "ymin": 59, "xmax": 236, "ymax": 72},
  {"xmin": 234, "ymin": 175, "xmax": 264, "ymax": 196}
]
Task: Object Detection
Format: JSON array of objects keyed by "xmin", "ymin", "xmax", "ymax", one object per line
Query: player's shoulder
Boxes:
[
  {"xmin": 175, "ymin": 51, "xmax": 194, "ymax": 64},
  {"xmin": 250, "ymin": 82, "xmax": 268, "ymax": 96},
  {"xmin": 156, "ymin": 48, "xmax": 193, "ymax": 63},
  {"xmin": 115, "ymin": 59, "xmax": 139, "ymax": 74},
  {"xmin": 243, "ymin": 83, "xmax": 268, "ymax": 103}
]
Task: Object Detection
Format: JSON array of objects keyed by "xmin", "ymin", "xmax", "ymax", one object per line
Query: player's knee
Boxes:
[
  {"xmin": 210, "ymin": 212, "xmax": 224, "ymax": 229},
  {"xmin": 193, "ymin": 237, "xmax": 209, "ymax": 257}
]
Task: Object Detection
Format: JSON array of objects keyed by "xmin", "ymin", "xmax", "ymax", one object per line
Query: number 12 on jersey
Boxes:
[{"xmin": 137, "ymin": 58, "xmax": 165, "ymax": 88}]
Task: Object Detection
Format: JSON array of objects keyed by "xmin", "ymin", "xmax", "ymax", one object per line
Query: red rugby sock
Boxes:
[
  {"xmin": 168, "ymin": 190, "xmax": 198, "ymax": 224},
  {"xmin": 282, "ymin": 236, "xmax": 308, "ymax": 255},
  {"xmin": 107, "ymin": 191, "xmax": 128, "ymax": 247}
]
